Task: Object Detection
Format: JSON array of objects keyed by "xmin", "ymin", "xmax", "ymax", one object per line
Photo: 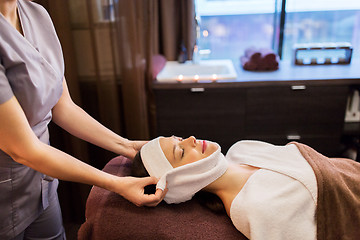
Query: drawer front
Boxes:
[
  {"xmin": 155, "ymin": 88, "xmax": 246, "ymax": 152},
  {"xmin": 245, "ymin": 85, "xmax": 348, "ymax": 136}
]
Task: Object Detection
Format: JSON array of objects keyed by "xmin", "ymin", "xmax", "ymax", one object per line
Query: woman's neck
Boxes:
[
  {"xmin": 0, "ymin": 0, "xmax": 20, "ymax": 31},
  {"xmin": 204, "ymin": 163, "xmax": 259, "ymax": 216}
]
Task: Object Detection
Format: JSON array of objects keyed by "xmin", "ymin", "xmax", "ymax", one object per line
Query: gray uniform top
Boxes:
[{"xmin": 0, "ymin": 0, "xmax": 64, "ymax": 238}]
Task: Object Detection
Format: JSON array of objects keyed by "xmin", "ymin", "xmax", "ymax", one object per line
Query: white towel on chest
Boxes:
[{"xmin": 227, "ymin": 140, "xmax": 317, "ymax": 240}]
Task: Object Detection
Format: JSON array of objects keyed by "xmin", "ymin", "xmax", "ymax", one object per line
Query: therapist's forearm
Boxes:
[
  {"xmin": 52, "ymin": 99, "xmax": 133, "ymax": 157},
  {"xmin": 16, "ymin": 140, "xmax": 117, "ymax": 191},
  {"xmin": 52, "ymin": 79, "xmax": 143, "ymax": 159}
]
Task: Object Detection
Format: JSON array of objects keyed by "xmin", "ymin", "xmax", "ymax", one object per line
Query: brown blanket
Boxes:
[
  {"xmin": 78, "ymin": 156, "xmax": 246, "ymax": 240},
  {"xmin": 292, "ymin": 142, "xmax": 360, "ymax": 240}
]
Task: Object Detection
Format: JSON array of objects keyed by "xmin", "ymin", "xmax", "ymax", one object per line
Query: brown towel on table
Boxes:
[
  {"xmin": 78, "ymin": 156, "xmax": 246, "ymax": 240},
  {"xmin": 291, "ymin": 142, "xmax": 360, "ymax": 240}
]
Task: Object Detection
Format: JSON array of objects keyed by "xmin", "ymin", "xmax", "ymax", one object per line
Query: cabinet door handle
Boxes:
[
  {"xmin": 287, "ymin": 135, "xmax": 301, "ymax": 140},
  {"xmin": 291, "ymin": 85, "xmax": 306, "ymax": 90},
  {"xmin": 190, "ymin": 87, "xmax": 205, "ymax": 93}
]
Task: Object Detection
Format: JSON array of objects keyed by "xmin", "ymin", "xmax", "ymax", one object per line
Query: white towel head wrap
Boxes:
[{"xmin": 140, "ymin": 137, "xmax": 228, "ymax": 204}]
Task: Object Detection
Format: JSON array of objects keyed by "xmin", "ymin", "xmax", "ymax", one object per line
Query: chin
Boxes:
[{"xmin": 206, "ymin": 141, "xmax": 218, "ymax": 154}]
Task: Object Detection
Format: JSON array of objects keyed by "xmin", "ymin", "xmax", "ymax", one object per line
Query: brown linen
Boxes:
[
  {"xmin": 78, "ymin": 156, "xmax": 246, "ymax": 240},
  {"xmin": 291, "ymin": 142, "xmax": 360, "ymax": 240}
]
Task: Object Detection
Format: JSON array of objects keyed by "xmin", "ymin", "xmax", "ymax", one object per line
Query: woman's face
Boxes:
[{"xmin": 159, "ymin": 136, "xmax": 218, "ymax": 168}]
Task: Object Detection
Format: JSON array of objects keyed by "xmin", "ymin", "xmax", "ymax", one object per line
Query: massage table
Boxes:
[
  {"xmin": 78, "ymin": 156, "xmax": 247, "ymax": 240},
  {"xmin": 78, "ymin": 142, "xmax": 360, "ymax": 240}
]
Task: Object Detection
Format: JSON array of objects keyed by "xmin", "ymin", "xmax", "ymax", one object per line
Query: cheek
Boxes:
[
  {"xmin": 205, "ymin": 144, "xmax": 218, "ymax": 157},
  {"xmin": 183, "ymin": 151, "xmax": 203, "ymax": 165}
]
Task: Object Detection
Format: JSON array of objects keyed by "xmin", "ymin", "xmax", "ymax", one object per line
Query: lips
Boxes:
[{"xmin": 202, "ymin": 140, "xmax": 207, "ymax": 153}]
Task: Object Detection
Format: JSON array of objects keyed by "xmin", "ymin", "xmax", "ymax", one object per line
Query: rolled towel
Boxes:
[
  {"xmin": 241, "ymin": 47, "xmax": 279, "ymax": 71},
  {"xmin": 241, "ymin": 56, "xmax": 257, "ymax": 71},
  {"xmin": 245, "ymin": 47, "xmax": 261, "ymax": 63},
  {"xmin": 259, "ymin": 48, "xmax": 277, "ymax": 62}
]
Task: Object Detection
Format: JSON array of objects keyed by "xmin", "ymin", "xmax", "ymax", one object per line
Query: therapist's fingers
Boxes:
[
  {"xmin": 142, "ymin": 186, "xmax": 169, "ymax": 207},
  {"xmin": 126, "ymin": 140, "xmax": 148, "ymax": 159},
  {"xmin": 139, "ymin": 176, "xmax": 168, "ymax": 207},
  {"xmin": 141, "ymin": 175, "xmax": 158, "ymax": 186},
  {"xmin": 132, "ymin": 140, "xmax": 148, "ymax": 152},
  {"xmin": 118, "ymin": 176, "xmax": 167, "ymax": 207}
]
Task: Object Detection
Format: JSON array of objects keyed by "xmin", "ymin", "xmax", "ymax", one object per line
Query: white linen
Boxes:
[{"xmin": 227, "ymin": 140, "xmax": 317, "ymax": 240}]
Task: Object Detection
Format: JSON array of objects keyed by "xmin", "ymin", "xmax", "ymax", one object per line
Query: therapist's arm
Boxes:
[
  {"xmin": 0, "ymin": 96, "xmax": 165, "ymax": 207},
  {"xmin": 52, "ymin": 78, "xmax": 146, "ymax": 160}
]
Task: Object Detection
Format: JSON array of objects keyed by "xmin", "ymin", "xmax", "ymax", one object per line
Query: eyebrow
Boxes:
[
  {"xmin": 172, "ymin": 142, "xmax": 176, "ymax": 159},
  {"xmin": 172, "ymin": 137, "xmax": 178, "ymax": 160}
]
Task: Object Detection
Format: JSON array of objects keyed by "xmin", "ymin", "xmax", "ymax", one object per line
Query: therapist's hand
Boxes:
[
  {"xmin": 115, "ymin": 176, "xmax": 167, "ymax": 207},
  {"xmin": 123, "ymin": 140, "xmax": 148, "ymax": 159},
  {"xmin": 131, "ymin": 140, "xmax": 148, "ymax": 155}
]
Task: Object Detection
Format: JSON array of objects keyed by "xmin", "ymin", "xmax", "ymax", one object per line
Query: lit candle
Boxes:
[
  {"xmin": 194, "ymin": 74, "xmax": 200, "ymax": 81},
  {"xmin": 177, "ymin": 74, "xmax": 184, "ymax": 82},
  {"xmin": 202, "ymin": 30, "xmax": 209, "ymax": 38},
  {"xmin": 211, "ymin": 74, "xmax": 217, "ymax": 81}
]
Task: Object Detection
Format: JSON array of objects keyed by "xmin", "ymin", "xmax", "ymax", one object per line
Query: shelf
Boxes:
[{"xmin": 154, "ymin": 58, "xmax": 360, "ymax": 89}]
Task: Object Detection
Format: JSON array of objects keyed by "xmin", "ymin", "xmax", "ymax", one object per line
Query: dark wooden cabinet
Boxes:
[
  {"xmin": 153, "ymin": 60, "xmax": 360, "ymax": 156},
  {"xmin": 154, "ymin": 84, "xmax": 349, "ymax": 155},
  {"xmin": 244, "ymin": 85, "xmax": 349, "ymax": 155},
  {"xmin": 155, "ymin": 87, "xmax": 246, "ymax": 152}
]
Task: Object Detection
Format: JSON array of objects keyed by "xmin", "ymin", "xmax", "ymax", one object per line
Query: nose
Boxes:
[{"xmin": 182, "ymin": 136, "xmax": 197, "ymax": 147}]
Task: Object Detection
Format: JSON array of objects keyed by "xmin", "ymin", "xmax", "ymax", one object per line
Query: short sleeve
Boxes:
[{"xmin": 0, "ymin": 63, "xmax": 14, "ymax": 104}]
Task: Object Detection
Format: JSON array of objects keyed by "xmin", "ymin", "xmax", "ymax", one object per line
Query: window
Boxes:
[{"xmin": 195, "ymin": 0, "xmax": 360, "ymax": 63}]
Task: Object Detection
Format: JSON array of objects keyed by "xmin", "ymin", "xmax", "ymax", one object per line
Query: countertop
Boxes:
[{"xmin": 153, "ymin": 59, "xmax": 360, "ymax": 89}]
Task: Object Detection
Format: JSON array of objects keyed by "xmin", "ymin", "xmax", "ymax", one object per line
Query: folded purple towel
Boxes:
[{"xmin": 241, "ymin": 47, "xmax": 279, "ymax": 71}]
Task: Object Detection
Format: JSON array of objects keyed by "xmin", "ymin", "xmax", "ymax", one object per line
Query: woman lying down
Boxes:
[{"xmin": 133, "ymin": 136, "xmax": 360, "ymax": 240}]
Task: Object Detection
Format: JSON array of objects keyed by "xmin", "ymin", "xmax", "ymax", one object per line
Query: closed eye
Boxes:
[
  {"xmin": 172, "ymin": 141, "xmax": 184, "ymax": 160},
  {"xmin": 172, "ymin": 136, "xmax": 185, "ymax": 159}
]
